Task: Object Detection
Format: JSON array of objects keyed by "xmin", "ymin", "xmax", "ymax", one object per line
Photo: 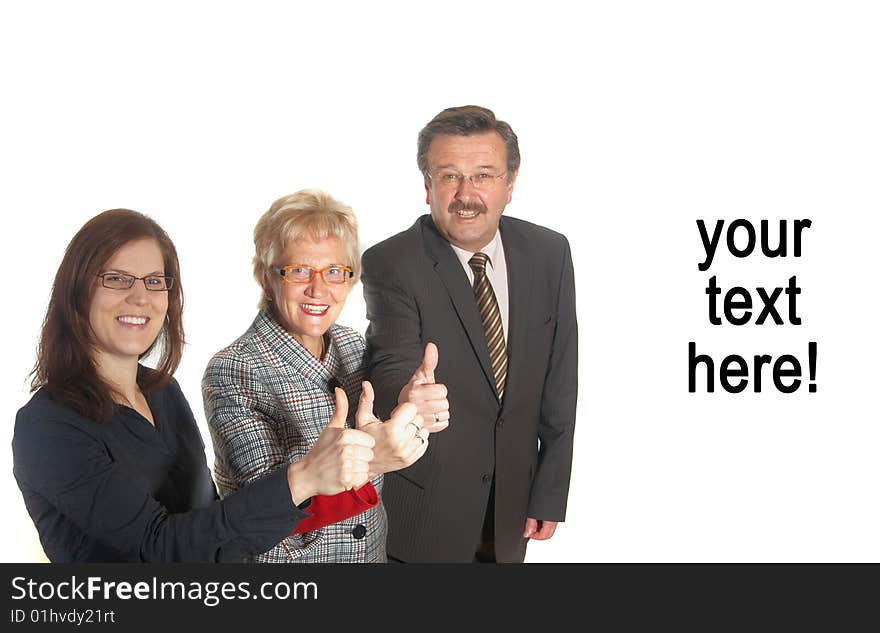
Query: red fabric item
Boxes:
[{"xmin": 291, "ymin": 482, "xmax": 379, "ymax": 535}]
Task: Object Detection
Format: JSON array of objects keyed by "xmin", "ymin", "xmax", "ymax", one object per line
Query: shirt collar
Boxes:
[{"xmin": 449, "ymin": 229, "xmax": 502, "ymax": 270}]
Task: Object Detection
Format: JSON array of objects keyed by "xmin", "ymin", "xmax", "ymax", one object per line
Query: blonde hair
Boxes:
[{"xmin": 253, "ymin": 189, "xmax": 360, "ymax": 309}]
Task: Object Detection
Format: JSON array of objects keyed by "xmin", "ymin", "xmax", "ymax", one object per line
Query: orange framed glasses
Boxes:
[{"xmin": 272, "ymin": 264, "xmax": 354, "ymax": 285}]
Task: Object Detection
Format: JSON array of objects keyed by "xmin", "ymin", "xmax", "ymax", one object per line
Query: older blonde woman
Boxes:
[{"xmin": 203, "ymin": 190, "xmax": 449, "ymax": 562}]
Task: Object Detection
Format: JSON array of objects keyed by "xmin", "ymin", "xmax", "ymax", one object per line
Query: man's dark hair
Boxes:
[{"xmin": 417, "ymin": 105, "xmax": 520, "ymax": 180}]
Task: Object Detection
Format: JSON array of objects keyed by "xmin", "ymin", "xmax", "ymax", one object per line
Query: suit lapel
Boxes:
[
  {"xmin": 420, "ymin": 217, "xmax": 498, "ymax": 399},
  {"xmin": 499, "ymin": 217, "xmax": 533, "ymax": 411}
]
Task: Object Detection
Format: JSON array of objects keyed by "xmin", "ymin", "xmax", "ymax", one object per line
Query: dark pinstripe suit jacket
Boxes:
[{"xmin": 362, "ymin": 215, "xmax": 578, "ymax": 562}]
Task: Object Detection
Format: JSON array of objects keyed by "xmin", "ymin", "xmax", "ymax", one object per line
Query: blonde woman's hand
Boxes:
[
  {"xmin": 287, "ymin": 388, "xmax": 375, "ymax": 504},
  {"xmin": 357, "ymin": 381, "xmax": 429, "ymax": 476}
]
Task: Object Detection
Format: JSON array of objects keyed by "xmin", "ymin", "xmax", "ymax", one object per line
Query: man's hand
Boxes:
[
  {"xmin": 523, "ymin": 518, "xmax": 558, "ymax": 541},
  {"xmin": 287, "ymin": 388, "xmax": 375, "ymax": 504},
  {"xmin": 397, "ymin": 342, "xmax": 450, "ymax": 433},
  {"xmin": 357, "ymin": 381, "xmax": 429, "ymax": 476}
]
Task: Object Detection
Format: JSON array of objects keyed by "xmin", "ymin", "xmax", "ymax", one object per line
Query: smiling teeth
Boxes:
[
  {"xmin": 118, "ymin": 316, "xmax": 147, "ymax": 325},
  {"xmin": 456, "ymin": 210, "xmax": 478, "ymax": 218},
  {"xmin": 300, "ymin": 304, "xmax": 329, "ymax": 315}
]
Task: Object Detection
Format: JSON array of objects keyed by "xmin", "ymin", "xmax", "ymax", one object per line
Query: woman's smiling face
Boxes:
[
  {"xmin": 271, "ymin": 235, "xmax": 352, "ymax": 356},
  {"xmin": 88, "ymin": 238, "xmax": 168, "ymax": 367}
]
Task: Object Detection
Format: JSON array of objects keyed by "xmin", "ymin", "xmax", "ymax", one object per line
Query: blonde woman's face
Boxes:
[{"xmin": 271, "ymin": 235, "xmax": 352, "ymax": 355}]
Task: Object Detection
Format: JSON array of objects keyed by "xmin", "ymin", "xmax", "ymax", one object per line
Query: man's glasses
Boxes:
[
  {"xmin": 96, "ymin": 272, "xmax": 174, "ymax": 291},
  {"xmin": 426, "ymin": 170, "xmax": 508, "ymax": 190},
  {"xmin": 273, "ymin": 265, "xmax": 354, "ymax": 285}
]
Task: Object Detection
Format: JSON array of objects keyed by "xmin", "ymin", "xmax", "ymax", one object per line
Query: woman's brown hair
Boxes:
[{"xmin": 31, "ymin": 209, "xmax": 185, "ymax": 421}]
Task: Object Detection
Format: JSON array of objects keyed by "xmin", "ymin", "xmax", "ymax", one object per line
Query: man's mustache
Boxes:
[{"xmin": 448, "ymin": 200, "xmax": 487, "ymax": 214}]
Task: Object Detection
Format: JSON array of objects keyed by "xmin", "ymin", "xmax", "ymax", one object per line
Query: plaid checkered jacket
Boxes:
[{"xmin": 202, "ymin": 310, "xmax": 386, "ymax": 563}]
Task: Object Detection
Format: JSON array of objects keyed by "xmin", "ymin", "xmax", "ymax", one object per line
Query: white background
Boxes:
[{"xmin": 1, "ymin": 1, "xmax": 878, "ymax": 563}]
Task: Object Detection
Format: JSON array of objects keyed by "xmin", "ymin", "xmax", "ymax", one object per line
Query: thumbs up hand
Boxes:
[
  {"xmin": 411, "ymin": 341, "xmax": 439, "ymax": 384},
  {"xmin": 356, "ymin": 381, "xmax": 429, "ymax": 476},
  {"xmin": 355, "ymin": 378, "xmax": 382, "ymax": 429},
  {"xmin": 286, "ymin": 387, "xmax": 375, "ymax": 504},
  {"xmin": 397, "ymin": 342, "xmax": 450, "ymax": 433}
]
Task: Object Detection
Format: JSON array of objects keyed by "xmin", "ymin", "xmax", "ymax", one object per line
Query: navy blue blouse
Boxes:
[{"xmin": 13, "ymin": 373, "xmax": 307, "ymax": 562}]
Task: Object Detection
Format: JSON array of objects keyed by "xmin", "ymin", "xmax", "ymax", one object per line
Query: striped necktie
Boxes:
[{"xmin": 468, "ymin": 252, "xmax": 507, "ymax": 399}]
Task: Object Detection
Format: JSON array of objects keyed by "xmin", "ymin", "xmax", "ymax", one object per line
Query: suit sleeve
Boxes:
[
  {"xmin": 528, "ymin": 236, "xmax": 578, "ymax": 521},
  {"xmin": 361, "ymin": 247, "xmax": 425, "ymax": 420}
]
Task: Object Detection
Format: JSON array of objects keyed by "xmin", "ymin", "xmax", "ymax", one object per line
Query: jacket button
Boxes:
[
  {"xmin": 481, "ymin": 474, "xmax": 491, "ymax": 484},
  {"xmin": 496, "ymin": 417, "xmax": 504, "ymax": 428},
  {"xmin": 352, "ymin": 524, "xmax": 367, "ymax": 540}
]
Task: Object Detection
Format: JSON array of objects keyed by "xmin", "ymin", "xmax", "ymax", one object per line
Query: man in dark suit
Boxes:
[{"xmin": 361, "ymin": 105, "xmax": 578, "ymax": 562}]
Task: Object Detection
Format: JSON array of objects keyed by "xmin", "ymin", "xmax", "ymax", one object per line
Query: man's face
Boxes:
[{"xmin": 425, "ymin": 131, "xmax": 517, "ymax": 252}]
